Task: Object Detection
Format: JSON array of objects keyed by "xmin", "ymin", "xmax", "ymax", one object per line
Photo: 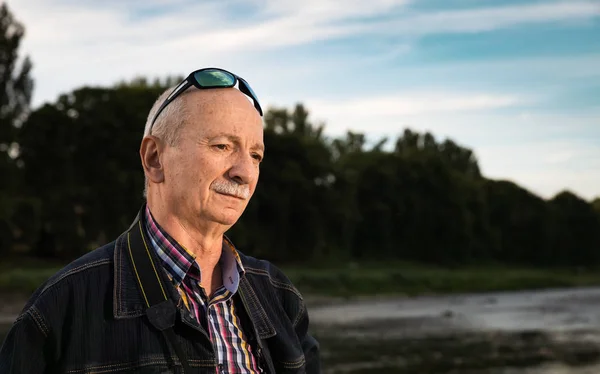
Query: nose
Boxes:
[{"xmin": 227, "ymin": 151, "xmax": 259, "ymax": 185}]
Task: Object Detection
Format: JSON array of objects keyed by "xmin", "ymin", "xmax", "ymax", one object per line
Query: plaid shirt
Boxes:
[{"xmin": 143, "ymin": 206, "xmax": 260, "ymax": 373}]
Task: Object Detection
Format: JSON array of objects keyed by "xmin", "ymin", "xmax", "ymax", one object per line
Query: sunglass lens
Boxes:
[{"xmin": 195, "ymin": 69, "xmax": 236, "ymax": 87}]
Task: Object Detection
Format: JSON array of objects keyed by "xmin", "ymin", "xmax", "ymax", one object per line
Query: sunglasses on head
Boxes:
[{"xmin": 148, "ymin": 68, "xmax": 263, "ymax": 133}]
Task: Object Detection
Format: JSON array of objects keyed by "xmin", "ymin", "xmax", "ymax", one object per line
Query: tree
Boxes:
[
  {"xmin": 549, "ymin": 191, "xmax": 600, "ymax": 267},
  {"xmin": 592, "ymin": 197, "xmax": 600, "ymax": 214},
  {"xmin": 0, "ymin": 2, "xmax": 32, "ymax": 151},
  {"xmin": 12, "ymin": 87, "xmax": 600, "ymax": 269},
  {"xmin": 484, "ymin": 180, "xmax": 551, "ymax": 265},
  {"xmin": 0, "ymin": 2, "xmax": 33, "ymax": 254},
  {"xmin": 18, "ymin": 80, "xmax": 170, "ymax": 258},
  {"xmin": 394, "ymin": 129, "xmax": 481, "ymax": 178}
]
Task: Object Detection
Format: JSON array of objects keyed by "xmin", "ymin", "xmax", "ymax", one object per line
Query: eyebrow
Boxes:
[{"xmin": 211, "ymin": 133, "xmax": 265, "ymax": 152}]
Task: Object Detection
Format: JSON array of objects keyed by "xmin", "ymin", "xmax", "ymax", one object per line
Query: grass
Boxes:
[
  {"xmin": 0, "ymin": 257, "xmax": 64, "ymax": 297},
  {"xmin": 281, "ymin": 261, "xmax": 600, "ymax": 298},
  {"xmin": 2, "ymin": 257, "xmax": 600, "ymax": 299}
]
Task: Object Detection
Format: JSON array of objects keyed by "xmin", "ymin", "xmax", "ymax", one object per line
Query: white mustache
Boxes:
[{"xmin": 211, "ymin": 180, "xmax": 250, "ymax": 199}]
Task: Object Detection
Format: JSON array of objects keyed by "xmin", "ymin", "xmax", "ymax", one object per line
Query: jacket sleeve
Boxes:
[
  {"xmin": 0, "ymin": 308, "xmax": 51, "ymax": 373},
  {"xmin": 294, "ymin": 301, "xmax": 321, "ymax": 374}
]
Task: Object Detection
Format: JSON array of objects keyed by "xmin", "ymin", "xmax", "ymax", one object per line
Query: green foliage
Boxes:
[
  {"xmin": 0, "ymin": 258, "xmax": 62, "ymax": 295},
  {"xmin": 0, "ymin": 2, "xmax": 33, "ymax": 142},
  {"xmin": 282, "ymin": 262, "xmax": 600, "ymax": 297},
  {"xmin": 0, "ymin": 55, "xmax": 595, "ymax": 268},
  {"xmin": 0, "ymin": 3, "xmax": 33, "ymax": 254},
  {"xmin": 484, "ymin": 180, "xmax": 551, "ymax": 265},
  {"xmin": 592, "ymin": 197, "xmax": 600, "ymax": 214},
  {"xmin": 548, "ymin": 191, "xmax": 600, "ymax": 266},
  {"xmin": 17, "ymin": 84, "xmax": 167, "ymax": 258},
  {"xmin": 7, "ymin": 88, "xmax": 600, "ymax": 267},
  {"xmin": 4, "ymin": 258, "xmax": 600, "ymax": 298}
]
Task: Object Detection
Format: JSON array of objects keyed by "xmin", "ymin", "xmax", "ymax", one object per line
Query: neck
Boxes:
[{"xmin": 146, "ymin": 198, "xmax": 225, "ymax": 294}]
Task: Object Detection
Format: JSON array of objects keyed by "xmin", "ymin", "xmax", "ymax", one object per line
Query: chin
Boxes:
[{"xmin": 212, "ymin": 212, "xmax": 243, "ymax": 226}]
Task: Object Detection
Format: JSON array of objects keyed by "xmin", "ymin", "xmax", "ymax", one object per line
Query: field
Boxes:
[
  {"xmin": 2, "ymin": 258, "xmax": 600, "ymax": 298},
  {"xmin": 4, "ymin": 259, "xmax": 600, "ymax": 373}
]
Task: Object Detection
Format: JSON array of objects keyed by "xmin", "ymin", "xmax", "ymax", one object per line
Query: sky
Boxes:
[{"xmin": 8, "ymin": 0, "xmax": 600, "ymax": 200}]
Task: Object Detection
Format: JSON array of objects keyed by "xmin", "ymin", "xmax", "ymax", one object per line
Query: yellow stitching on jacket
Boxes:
[
  {"xmin": 138, "ymin": 221, "xmax": 167, "ymax": 300},
  {"xmin": 127, "ymin": 232, "xmax": 150, "ymax": 307}
]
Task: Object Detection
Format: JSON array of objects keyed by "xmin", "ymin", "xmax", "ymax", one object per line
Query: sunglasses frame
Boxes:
[{"xmin": 148, "ymin": 68, "xmax": 263, "ymax": 133}]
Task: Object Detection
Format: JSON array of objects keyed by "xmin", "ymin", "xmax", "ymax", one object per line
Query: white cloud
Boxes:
[
  {"xmin": 256, "ymin": 0, "xmax": 410, "ymax": 21},
  {"xmin": 375, "ymin": 1, "xmax": 600, "ymax": 35},
  {"xmin": 311, "ymin": 92, "xmax": 520, "ymax": 115},
  {"xmin": 13, "ymin": 0, "xmax": 407, "ymax": 57},
  {"xmin": 9, "ymin": 0, "xmax": 409, "ymax": 105},
  {"xmin": 303, "ymin": 91, "xmax": 525, "ymax": 135},
  {"xmin": 9, "ymin": 0, "xmax": 600, "ymax": 106}
]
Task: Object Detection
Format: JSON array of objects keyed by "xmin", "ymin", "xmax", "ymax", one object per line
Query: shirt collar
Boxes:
[{"xmin": 143, "ymin": 205, "xmax": 244, "ymax": 293}]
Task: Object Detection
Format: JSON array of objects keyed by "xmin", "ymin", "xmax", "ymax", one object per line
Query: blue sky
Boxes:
[{"xmin": 9, "ymin": 0, "xmax": 600, "ymax": 200}]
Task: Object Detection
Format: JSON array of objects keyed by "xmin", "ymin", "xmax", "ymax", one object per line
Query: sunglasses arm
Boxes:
[{"xmin": 149, "ymin": 80, "xmax": 193, "ymax": 131}]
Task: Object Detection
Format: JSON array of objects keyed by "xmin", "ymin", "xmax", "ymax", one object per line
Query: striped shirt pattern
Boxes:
[{"xmin": 143, "ymin": 206, "xmax": 260, "ymax": 373}]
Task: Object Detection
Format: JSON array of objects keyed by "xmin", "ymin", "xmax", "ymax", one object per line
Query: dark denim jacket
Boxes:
[{"xmin": 0, "ymin": 214, "xmax": 320, "ymax": 373}]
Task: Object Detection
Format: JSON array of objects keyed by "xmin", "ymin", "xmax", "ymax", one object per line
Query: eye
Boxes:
[
  {"xmin": 252, "ymin": 153, "xmax": 263, "ymax": 162},
  {"xmin": 213, "ymin": 144, "xmax": 229, "ymax": 151}
]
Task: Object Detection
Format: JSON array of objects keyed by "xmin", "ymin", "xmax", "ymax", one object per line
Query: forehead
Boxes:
[{"xmin": 183, "ymin": 88, "xmax": 263, "ymax": 139}]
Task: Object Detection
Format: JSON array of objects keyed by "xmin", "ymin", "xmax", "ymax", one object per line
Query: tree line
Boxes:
[{"xmin": 2, "ymin": 3, "xmax": 600, "ymax": 267}]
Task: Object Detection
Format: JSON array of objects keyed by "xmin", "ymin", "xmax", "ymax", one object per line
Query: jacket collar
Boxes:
[{"xmin": 112, "ymin": 208, "xmax": 171, "ymax": 318}]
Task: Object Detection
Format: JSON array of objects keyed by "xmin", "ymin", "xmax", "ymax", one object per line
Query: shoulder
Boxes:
[
  {"xmin": 238, "ymin": 251, "xmax": 303, "ymax": 301},
  {"xmin": 237, "ymin": 251, "xmax": 310, "ymax": 330}
]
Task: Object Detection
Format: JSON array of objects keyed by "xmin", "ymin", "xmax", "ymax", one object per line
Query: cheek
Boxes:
[
  {"xmin": 253, "ymin": 166, "xmax": 261, "ymax": 184},
  {"xmin": 196, "ymin": 163, "xmax": 223, "ymax": 192},
  {"xmin": 248, "ymin": 174, "xmax": 259, "ymax": 195},
  {"xmin": 255, "ymin": 170, "xmax": 260, "ymax": 184}
]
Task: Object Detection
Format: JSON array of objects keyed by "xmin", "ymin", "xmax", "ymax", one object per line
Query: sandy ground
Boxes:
[{"xmin": 5, "ymin": 288, "xmax": 600, "ymax": 372}]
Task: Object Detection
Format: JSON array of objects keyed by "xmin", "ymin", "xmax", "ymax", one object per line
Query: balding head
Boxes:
[
  {"xmin": 141, "ymin": 87, "xmax": 262, "ymax": 197},
  {"xmin": 178, "ymin": 88, "xmax": 261, "ymax": 136},
  {"xmin": 143, "ymin": 86, "xmax": 260, "ymax": 145},
  {"xmin": 140, "ymin": 85, "xmax": 264, "ymax": 232}
]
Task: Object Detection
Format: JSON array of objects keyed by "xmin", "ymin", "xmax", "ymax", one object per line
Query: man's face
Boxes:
[{"xmin": 159, "ymin": 88, "xmax": 264, "ymax": 229}]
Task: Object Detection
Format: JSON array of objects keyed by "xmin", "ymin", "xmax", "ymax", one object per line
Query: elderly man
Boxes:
[{"xmin": 0, "ymin": 68, "xmax": 320, "ymax": 373}]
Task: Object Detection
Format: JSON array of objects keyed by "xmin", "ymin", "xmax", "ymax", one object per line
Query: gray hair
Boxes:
[{"xmin": 142, "ymin": 85, "xmax": 192, "ymax": 197}]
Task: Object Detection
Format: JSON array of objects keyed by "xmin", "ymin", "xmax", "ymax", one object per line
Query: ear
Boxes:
[{"xmin": 140, "ymin": 135, "xmax": 165, "ymax": 185}]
